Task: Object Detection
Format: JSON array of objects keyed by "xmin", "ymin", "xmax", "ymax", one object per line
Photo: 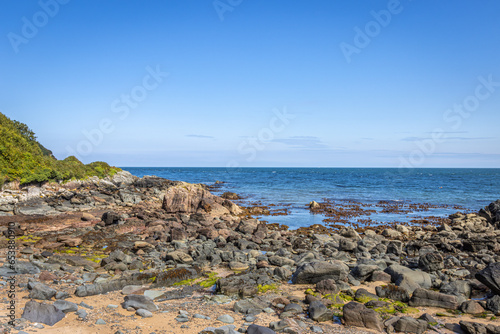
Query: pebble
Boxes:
[
  {"xmin": 263, "ymin": 307, "xmax": 275, "ymax": 313},
  {"xmin": 217, "ymin": 314, "xmax": 235, "ymax": 324},
  {"xmin": 311, "ymin": 325, "xmax": 324, "ymax": 333},
  {"xmin": 136, "ymin": 308, "xmax": 153, "ymax": 318},
  {"xmin": 244, "ymin": 315, "xmax": 256, "ymax": 322},
  {"xmin": 175, "ymin": 314, "xmax": 189, "ymax": 323},
  {"xmin": 95, "ymin": 319, "xmax": 106, "ymax": 325},
  {"xmin": 79, "ymin": 301, "xmax": 93, "ymax": 309},
  {"xmin": 107, "ymin": 304, "xmax": 119, "ymax": 309},
  {"xmin": 75, "ymin": 309, "xmax": 87, "ymax": 320},
  {"xmin": 194, "ymin": 313, "xmax": 210, "ymax": 320}
]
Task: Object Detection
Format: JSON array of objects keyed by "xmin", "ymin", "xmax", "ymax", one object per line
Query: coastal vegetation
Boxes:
[{"xmin": 0, "ymin": 112, "xmax": 120, "ymax": 186}]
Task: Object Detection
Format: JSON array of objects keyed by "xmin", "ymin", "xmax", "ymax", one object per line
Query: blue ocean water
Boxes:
[{"xmin": 123, "ymin": 168, "xmax": 500, "ymax": 229}]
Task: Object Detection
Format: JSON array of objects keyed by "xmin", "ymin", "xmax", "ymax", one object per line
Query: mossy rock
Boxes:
[
  {"xmin": 199, "ymin": 272, "xmax": 219, "ymax": 288},
  {"xmin": 258, "ymin": 284, "xmax": 278, "ymax": 294}
]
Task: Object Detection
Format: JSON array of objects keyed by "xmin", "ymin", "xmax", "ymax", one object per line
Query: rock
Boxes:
[
  {"xmin": 291, "ymin": 261, "xmax": 348, "ymax": 284},
  {"xmin": 111, "ymin": 171, "xmax": 138, "ymax": 186},
  {"xmin": 165, "ymin": 251, "xmax": 194, "ymax": 264},
  {"xmin": 274, "ymin": 267, "xmax": 292, "ymax": 281},
  {"xmin": 217, "ymin": 273, "xmax": 275, "ymax": 298},
  {"xmin": 419, "ymin": 313, "xmax": 437, "ymax": 324},
  {"xmin": 237, "ymin": 219, "xmax": 259, "ymax": 235},
  {"xmin": 460, "ymin": 321, "xmax": 500, "ymax": 334},
  {"xmin": 133, "ymin": 241, "xmax": 153, "ymax": 249},
  {"xmin": 269, "ymin": 320, "xmax": 291, "ymax": 331},
  {"xmin": 217, "ymin": 314, "xmax": 234, "ymax": 324},
  {"xmin": 268, "ymin": 256, "xmax": 295, "ymax": 267},
  {"xmin": 53, "ymin": 300, "xmax": 78, "ymax": 313},
  {"xmin": 351, "ymin": 264, "xmax": 379, "ymax": 282},
  {"xmin": 385, "ymin": 264, "xmax": 432, "ymax": 289},
  {"xmin": 81, "ymin": 213, "xmax": 95, "ymax": 221},
  {"xmin": 122, "ymin": 295, "xmax": 158, "ymax": 312},
  {"xmin": 418, "ymin": 253, "xmax": 444, "ymax": 272},
  {"xmin": 21, "ymin": 300, "xmax": 65, "ymax": 326},
  {"xmin": 101, "ymin": 211, "xmax": 122, "ymax": 225},
  {"xmin": 309, "ymin": 201, "xmax": 321, "ymax": 209},
  {"xmin": 162, "ymin": 183, "xmax": 241, "ymax": 216},
  {"xmin": 247, "ymin": 324, "xmax": 277, "ymax": 334},
  {"xmin": 354, "ymin": 288, "xmax": 378, "ymax": 303},
  {"xmin": 75, "ymin": 309, "xmax": 87, "ymax": 320},
  {"xmin": 233, "ymin": 298, "xmax": 269, "ymax": 315},
  {"xmin": 15, "ymin": 198, "xmax": 57, "ymax": 215},
  {"xmin": 460, "ymin": 300, "xmax": 485, "ymax": 314},
  {"xmin": 284, "ymin": 303, "xmax": 303, "ymax": 314},
  {"xmin": 39, "ymin": 271, "xmax": 58, "ymax": 281},
  {"xmin": 382, "ymin": 229, "xmax": 402, "ymax": 239},
  {"xmin": 486, "ymin": 295, "xmax": 500, "ymax": 314},
  {"xmin": 393, "ymin": 316, "xmax": 428, "ymax": 334},
  {"xmin": 370, "ymin": 271, "xmax": 392, "ymax": 283},
  {"xmin": 476, "ymin": 262, "xmax": 500, "ymax": 295},
  {"xmin": 440, "ymin": 280, "xmax": 472, "ymax": 299},
  {"xmin": 119, "ymin": 189, "xmax": 142, "ymax": 204},
  {"xmin": 0, "ymin": 262, "xmax": 40, "ymax": 276},
  {"xmin": 311, "ymin": 325, "xmax": 323, "ymax": 333},
  {"xmin": 409, "ymin": 288, "xmax": 460, "ymax": 309},
  {"xmin": 55, "ymin": 291, "xmax": 70, "ymax": 300},
  {"xmin": 375, "ymin": 284, "xmax": 410, "ymax": 302},
  {"xmin": 29, "ymin": 283, "xmax": 57, "ymax": 300},
  {"xmin": 221, "ymin": 192, "xmax": 240, "ymax": 200},
  {"xmin": 316, "ymin": 279, "xmax": 338, "ymax": 295},
  {"xmin": 136, "ymin": 308, "xmax": 153, "ymax": 318},
  {"xmin": 308, "ymin": 301, "xmax": 332, "ymax": 322},
  {"xmin": 396, "ymin": 276, "xmax": 421, "ymax": 294},
  {"xmin": 95, "ymin": 318, "xmax": 106, "ymax": 325},
  {"xmin": 144, "ymin": 290, "xmax": 165, "ymax": 300},
  {"xmin": 122, "ymin": 285, "xmax": 147, "ymax": 295},
  {"xmin": 229, "ymin": 261, "xmax": 249, "ymax": 271},
  {"xmin": 342, "ymin": 301, "xmax": 383, "ymax": 331}
]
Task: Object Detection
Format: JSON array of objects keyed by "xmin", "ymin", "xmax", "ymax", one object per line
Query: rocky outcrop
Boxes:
[{"xmin": 162, "ymin": 183, "xmax": 241, "ymax": 216}]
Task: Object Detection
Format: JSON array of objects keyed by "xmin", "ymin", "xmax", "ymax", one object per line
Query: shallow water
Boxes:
[{"xmin": 123, "ymin": 167, "xmax": 500, "ymax": 229}]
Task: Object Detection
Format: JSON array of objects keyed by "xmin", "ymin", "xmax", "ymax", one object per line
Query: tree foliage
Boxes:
[{"xmin": 0, "ymin": 112, "xmax": 120, "ymax": 185}]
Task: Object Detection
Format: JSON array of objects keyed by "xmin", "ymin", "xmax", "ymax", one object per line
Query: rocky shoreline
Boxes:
[{"xmin": 1, "ymin": 172, "xmax": 500, "ymax": 334}]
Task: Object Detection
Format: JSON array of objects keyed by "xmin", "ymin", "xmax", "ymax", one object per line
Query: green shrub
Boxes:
[{"xmin": 0, "ymin": 112, "xmax": 121, "ymax": 185}]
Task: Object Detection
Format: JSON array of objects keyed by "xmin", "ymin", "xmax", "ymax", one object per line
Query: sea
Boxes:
[{"xmin": 123, "ymin": 168, "xmax": 500, "ymax": 230}]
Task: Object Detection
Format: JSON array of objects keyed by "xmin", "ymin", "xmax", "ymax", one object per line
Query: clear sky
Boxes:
[{"xmin": 1, "ymin": 0, "xmax": 499, "ymax": 167}]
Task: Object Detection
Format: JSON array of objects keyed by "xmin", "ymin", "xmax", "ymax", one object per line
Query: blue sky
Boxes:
[{"xmin": 1, "ymin": 0, "xmax": 499, "ymax": 167}]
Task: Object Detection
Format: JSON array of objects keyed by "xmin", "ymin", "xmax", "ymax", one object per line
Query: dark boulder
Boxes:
[
  {"xmin": 476, "ymin": 262, "xmax": 500, "ymax": 295},
  {"xmin": 21, "ymin": 300, "xmax": 65, "ymax": 326}
]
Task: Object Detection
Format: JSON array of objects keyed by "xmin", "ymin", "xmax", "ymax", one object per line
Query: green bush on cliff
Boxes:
[{"xmin": 0, "ymin": 112, "xmax": 120, "ymax": 185}]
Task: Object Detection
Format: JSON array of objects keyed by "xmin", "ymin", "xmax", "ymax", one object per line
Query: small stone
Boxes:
[
  {"xmin": 55, "ymin": 291, "xmax": 70, "ymax": 300},
  {"xmin": 95, "ymin": 319, "xmax": 106, "ymax": 325},
  {"xmin": 217, "ymin": 314, "xmax": 235, "ymax": 324},
  {"xmin": 75, "ymin": 309, "xmax": 87, "ymax": 320},
  {"xmin": 79, "ymin": 301, "xmax": 94, "ymax": 309},
  {"xmin": 137, "ymin": 308, "xmax": 153, "ymax": 318},
  {"xmin": 263, "ymin": 307, "xmax": 274, "ymax": 314},
  {"xmin": 245, "ymin": 315, "xmax": 256, "ymax": 322},
  {"xmin": 144, "ymin": 290, "xmax": 164, "ymax": 300},
  {"xmin": 311, "ymin": 325, "xmax": 323, "ymax": 333},
  {"xmin": 107, "ymin": 304, "xmax": 119, "ymax": 309}
]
